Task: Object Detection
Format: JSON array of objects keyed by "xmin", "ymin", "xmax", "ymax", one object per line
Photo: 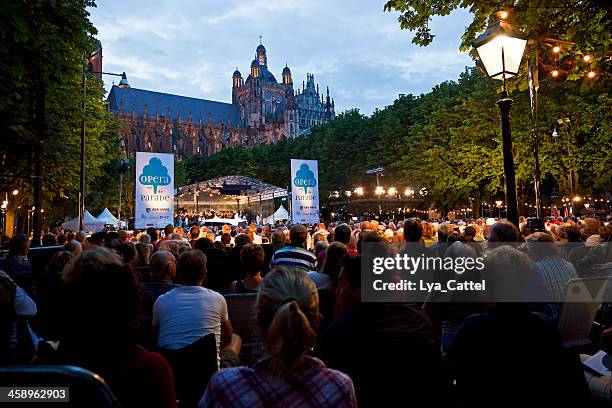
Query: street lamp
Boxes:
[
  {"xmin": 495, "ymin": 200, "xmax": 503, "ymax": 218},
  {"xmin": 79, "ymin": 65, "xmax": 129, "ymax": 232},
  {"xmin": 475, "ymin": 13, "xmax": 527, "ymax": 227}
]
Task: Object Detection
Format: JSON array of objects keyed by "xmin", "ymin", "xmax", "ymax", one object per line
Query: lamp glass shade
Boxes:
[{"xmin": 475, "ymin": 21, "xmax": 528, "ymax": 80}]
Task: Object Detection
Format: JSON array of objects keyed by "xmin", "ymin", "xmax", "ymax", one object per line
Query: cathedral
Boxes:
[{"xmin": 107, "ymin": 42, "xmax": 335, "ymax": 159}]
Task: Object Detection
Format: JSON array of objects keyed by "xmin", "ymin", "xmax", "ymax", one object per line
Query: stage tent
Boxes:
[
  {"xmin": 61, "ymin": 210, "xmax": 105, "ymax": 232},
  {"xmin": 96, "ymin": 208, "xmax": 126, "ymax": 227},
  {"xmin": 263, "ymin": 205, "xmax": 289, "ymax": 224}
]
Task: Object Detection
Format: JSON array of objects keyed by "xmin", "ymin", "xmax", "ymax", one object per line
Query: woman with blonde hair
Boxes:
[{"xmin": 200, "ymin": 267, "xmax": 356, "ymax": 407}]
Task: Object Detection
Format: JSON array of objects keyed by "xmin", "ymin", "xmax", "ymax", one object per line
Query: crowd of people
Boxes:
[{"xmin": 0, "ymin": 214, "xmax": 611, "ymax": 407}]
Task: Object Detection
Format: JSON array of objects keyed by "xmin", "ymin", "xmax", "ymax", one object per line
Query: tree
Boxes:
[
  {"xmin": 0, "ymin": 0, "xmax": 120, "ymax": 230},
  {"xmin": 383, "ymin": 0, "xmax": 611, "ymax": 81}
]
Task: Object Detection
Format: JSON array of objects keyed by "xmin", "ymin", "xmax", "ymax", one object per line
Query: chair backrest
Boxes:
[
  {"xmin": 160, "ymin": 333, "xmax": 217, "ymax": 408},
  {"xmin": 225, "ymin": 293, "xmax": 258, "ymax": 344},
  {"xmin": 0, "ymin": 365, "xmax": 119, "ymax": 408},
  {"xmin": 557, "ymin": 277, "xmax": 612, "ymax": 348}
]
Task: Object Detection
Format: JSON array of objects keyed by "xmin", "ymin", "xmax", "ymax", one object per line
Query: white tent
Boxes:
[
  {"xmin": 61, "ymin": 210, "xmax": 105, "ymax": 232},
  {"xmin": 263, "ymin": 205, "xmax": 288, "ymax": 224},
  {"xmin": 97, "ymin": 208, "xmax": 118, "ymax": 224},
  {"xmin": 96, "ymin": 208, "xmax": 126, "ymax": 227}
]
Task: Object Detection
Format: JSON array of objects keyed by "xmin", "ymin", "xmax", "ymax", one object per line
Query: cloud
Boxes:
[{"xmin": 89, "ymin": 0, "xmax": 473, "ymax": 115}]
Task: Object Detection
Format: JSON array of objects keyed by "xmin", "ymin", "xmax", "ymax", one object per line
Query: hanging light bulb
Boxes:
[
  {"xmin": 583, "ymin": 54, "xmax": 591, "ymax": 62},
  {"xmin": 552, "ymin": 46, "xmax": 561, "ymax": 53},
  {"xmin": 587, "ymin": 71, "xmax": 596, "ymax": 78},
  {"xmin": 551, "ymin": 70, "xmax": 559, "ymax": 77}
]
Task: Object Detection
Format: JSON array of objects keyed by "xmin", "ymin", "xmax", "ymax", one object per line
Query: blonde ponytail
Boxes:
[{"xmin": 256, "ymin": 267, "xmax": 320, "ymax": 377}]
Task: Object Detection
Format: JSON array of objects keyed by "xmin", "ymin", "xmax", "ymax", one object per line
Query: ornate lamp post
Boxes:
[{"xmin": 474, "ymin": 14, "xmax": 527, "ymax": 227}]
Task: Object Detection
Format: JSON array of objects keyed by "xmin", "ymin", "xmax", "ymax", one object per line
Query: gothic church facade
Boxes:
[{"xmin": 107, "ymin": 43, "xmax": 335, "ymax": 159}]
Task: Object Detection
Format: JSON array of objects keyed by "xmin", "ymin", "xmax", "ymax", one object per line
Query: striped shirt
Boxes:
[
  {"xmin": 270, "ymin": 246, "xmax": 317, "ymax": 273},
  {"xmin": 533, "ymin": 256, "xmax": 578, "ymax": 320}
]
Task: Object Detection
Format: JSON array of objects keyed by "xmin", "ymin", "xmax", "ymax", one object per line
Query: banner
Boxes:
[
  {"xmin": 135, "ymin": 152, "xmax": 174, "ymax": 229},
  {"xmin": 290, "ymin": 159, "xmax": 320, "ymax": 224}
]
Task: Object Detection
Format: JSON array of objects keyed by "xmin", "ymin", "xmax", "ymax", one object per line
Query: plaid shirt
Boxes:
[{"xmin": 199, "ymin": 357, "xmax": 356, "ymax": 408}]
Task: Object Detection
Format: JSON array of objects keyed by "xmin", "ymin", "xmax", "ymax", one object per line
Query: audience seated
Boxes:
[
  {"xmin": 0, "ymin": 234, "xmax": 34, "ymax": 294},
  {"xmin": 270, "ymin": 225, "xmax": 316, "ymax": 273},
  {"xmin": 153, "ymin": 250, "xmax": 233, "ymax": 367},
  {"xmin": 201, "ymin": 267, "xmax": 357, "ymax": 407},
  {"xmin": 142, "ymin": 251, "xmax": 179, "ymax": 317},
  {"xmin": 52, "ymin": 250, "xmax": 176, "ymax": 408},
  {"xmin": 445, "ymin": 246, "xmax": 589, "ymax": 407},
  {"xmin": 317, "ymin": 255, "xmax": 450, "ymax": 406}
]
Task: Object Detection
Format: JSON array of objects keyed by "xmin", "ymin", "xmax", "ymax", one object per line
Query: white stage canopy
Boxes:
[
  {"xmin": 263, "ymin": 205, "xmax": 289, "ymax": 224},
  {"xmin": 96, "ymin": 208, "xmax": 126, "ymax": 227},
  {"xmin": 62, "ymin": 210, "xmax": 105, "ymax": 232}
]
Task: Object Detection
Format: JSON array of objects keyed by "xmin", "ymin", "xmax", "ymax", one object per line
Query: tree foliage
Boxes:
[
  {"xmin": 0, "ymin": 0, "xmax": 121, "ymax": 228},
  {"xmin": 182, "ymin": 68, "xmax": 610, "ymax": 213},
  {"xmin": 383, "ymin": 0, "xmax": 611, "ymax": 82}
]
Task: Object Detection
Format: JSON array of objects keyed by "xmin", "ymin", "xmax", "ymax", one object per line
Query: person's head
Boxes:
[
  {"xmin": 64, "ymin": 239, "xmax": 82, "ymax": 256},
  {"xmin": 581, "ymin": 218, "xmax": 602, "ymax": 240},
  {"xmin": 42, "ymin": 233, "xmax": 58, "ymax": 247},
  {"xmin": 47, "ymin": 251, "xmax": 74, "ymax": 276},
  {"xmin": 525, "ymin": 231, "xmax": 559, "ymax": 260},
  {"xmin": 63, "ymin": 246, "xmax": 123, "ymax": 282},
  {"xmin": 403, "ymin": 219, "xmax": 423, "ymax": 242},
  {"xmin": 116, "ymin": 243, "xmax": 138, "ymax": 265},
  {"xmin": 189, "ymin": 225, "xmax": 200, "ymax": 240},
  {"xmin": 194, "ymin": 237, "xmax": 213, "ymax": 250},
  {"xmin": 437, "ymin": 222, "xmax": 453, "ymax": 243},
  {"xmin": 149, "ymin": 250, "xmax": 176, "ymax": 281},
  {"xmin": 271, "ymin": 229, "xmax": 286, "ymax": 248},
  {"xmin": 169, "ymin": 233, "xmax": 183, "ymax": 240},
  {"xmin": 163, "ymin": 224, "xmax": 174, "ymax": 238},
  {"xmin": 62, "ymin": 261, "xmax": 141, "ymax": 350},
  {"xmin": 314, "ymin": 240, "xmax": 328, "ymax": 256},
  {"xmin": 234, "ymin": 233, "xmax": 252, "ymax": 250},
  {"xmin": 334, "ymin": 224, "xmax": 351, "ymax": 245},
  {"xmin": 599, "ymin": 225, "xmax": 612, "ymax": 243},
  {"xmin": 421, "ymin": 222, "xmax": 434, "ymax": 240},
  {"xmin": 138, "ymin": 233, "xmax": 151, "ymax": 245},
  {"xmin": 177, "ymin": 250, "xmax": 207, "ymax": 286},
  {"xmin": 489, "ymin": 220, "xmax": 520, "ymax": 243},
  {"xmin": 76, "ymin": 231, "xmax": 87, "ymax": 243},
  {"xmin": 256, "ymin": 267, "xmax": 319, "ymax": 377},
  {"xmin": 289, "ymin": 224, "xmax": 308, "ymax": 247},
  {"xmin": 117, "ymin": 230, "xmax": 130, "ymax": 243},
  {"xmin": 483, "ymin": 246, "xmax": 533, "ymax": 302},
  {"xmin": 562, "ymin": 226, "xmax": 581, "ymax": 242},
  {"xmin": 240, "ymin": 244, "xmax": 265, "ymax": 276},
  {"xmin": 361, "ymin": 220, "xmax": 372, "ymax": 231},
  {"xmin": 134, "ymin": 242, "xmax": 151, "ymax": 266},
  {"xmin": 8, "ymin": 234, "xmax": 29, "ymax": 256},
  {"xmin": 463, "ymin": 226, "xmax": 477, "ymax": 240},
  {"xmin": 322, "ymin": 242, "xmax": 348, "ymax": 286},
  {"xmin": 146, "ymin": 227, "xmax": 158, "ymax": 242},
  {"xmin": 335, "ymin": 255, "xmax": 362, "ymax": 317},
  {"xmin": 220, "ymin": 233, "xmax": 232, "ymax": 246},
  {"xmin": 173, "ymin": 227, "xmax": 183, "ymax": 237}
]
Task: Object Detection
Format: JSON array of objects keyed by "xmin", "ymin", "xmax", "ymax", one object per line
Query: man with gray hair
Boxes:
[{"xmin": 142, "ymin": 250, "xmax": 179, "ymax": 316}]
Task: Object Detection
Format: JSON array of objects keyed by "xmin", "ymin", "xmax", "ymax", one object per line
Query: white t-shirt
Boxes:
[{"xmin": 153, "ymin": 286, "xmax": 228, "ymax": 364}]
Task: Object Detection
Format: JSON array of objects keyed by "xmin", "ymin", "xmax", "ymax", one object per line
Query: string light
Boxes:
[
  {"xmin": 499, "ymin": 11, "xmax": 508, "ymax": 19},
  {"xmin": 551, "ymin": 70, "xmax": 559, "ymax": 77},
  {"xmin": 552, "ymin": 46, "xmax": 561, "ymax": 53},
  {"xmin": 583, "ymin": 54, "xmax": 591, "ymax": 62},
  {"xmin": 588, "ymin": 71, "xmax": 596, "ymax": 78}
]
